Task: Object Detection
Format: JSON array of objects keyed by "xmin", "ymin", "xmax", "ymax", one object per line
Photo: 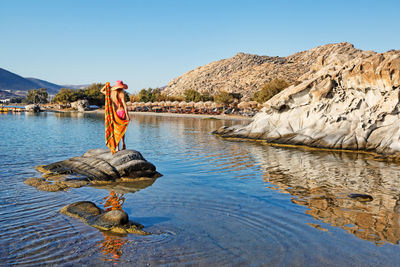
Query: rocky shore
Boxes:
[
  {"xmin": 25, "ymin": 148, "xmax": 161, "ymax": 234},
  {"xmin": 214, "ymin": 43, "xmax": 400, "ymax": 156}
]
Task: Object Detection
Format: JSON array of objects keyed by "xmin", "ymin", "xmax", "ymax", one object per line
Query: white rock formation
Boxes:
[{"xmin": 214, "ymin": 44, "xmax": 400, "ymax": 155}]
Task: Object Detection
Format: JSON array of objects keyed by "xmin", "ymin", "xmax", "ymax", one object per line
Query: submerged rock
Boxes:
[
  {"xmin": 24, "ymin": 177, "xmax": 73, "ymax": 192},
  {"xmin": 60, "ymin": 201, "xmax": 149, "ymax": 235},
  {"xmin": 214, "ymin": 45, "xmax": 400, "ymax": 156}
]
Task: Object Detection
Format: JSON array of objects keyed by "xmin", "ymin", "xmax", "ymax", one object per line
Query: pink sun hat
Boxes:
[{"xmin": 111, "ymin": 80, "xmax": 128, "ymax": 90}]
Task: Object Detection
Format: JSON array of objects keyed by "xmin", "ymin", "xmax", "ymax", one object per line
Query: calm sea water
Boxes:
[{"xmin": 1, "ymin": 112, "xmax": 400, "ymax": 266}]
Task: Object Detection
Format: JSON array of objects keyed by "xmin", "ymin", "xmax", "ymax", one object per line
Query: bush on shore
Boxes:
[
  {"xmin": 252, "ymin": 79, "xmax": 289, "ymax": 103},
  {"xmin": 52, "ymin": 83, "xmax": 106, "ymax": 106},
  {"xmin": 214, "ymin": 91, "xmax": 235, "ymax": 105},
  {"xmin": 183, "ymin": 89, "xmax": 213, "ymax": 102},
  {"xmin": 129, "ymin": 88, "xmax": 184, "ymax": 103}
]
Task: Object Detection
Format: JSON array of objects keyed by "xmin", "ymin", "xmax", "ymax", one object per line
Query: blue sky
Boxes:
[{"xmin": 1, "ymin": 0, "xmax": 399, "ymax": 94}]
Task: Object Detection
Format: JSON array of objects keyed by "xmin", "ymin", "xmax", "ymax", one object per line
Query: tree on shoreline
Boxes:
[
  {"xmin": 52, "ymin": 83, "xmax": 106, "ymax": 105},
  {"xmin": 26, "ymin": 88, "xmax": 48, "ymax": 104}
]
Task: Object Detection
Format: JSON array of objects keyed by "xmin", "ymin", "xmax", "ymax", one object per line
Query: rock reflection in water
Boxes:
[
  {"xmin": 91, "ymin": 178, "xmax": 156, "ymax": 194},
  {"xmin": 256, "ymin": 147, "xmax": 400, "ymax": 245}
]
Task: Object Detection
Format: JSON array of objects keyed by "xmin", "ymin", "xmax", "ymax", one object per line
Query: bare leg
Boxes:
[{"xmin": 121, "ymin": 135, "xmax": 126, "ymax": 150}]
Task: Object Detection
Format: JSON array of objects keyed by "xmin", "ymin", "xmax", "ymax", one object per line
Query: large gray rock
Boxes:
[
  {"xmin": 71, "ymin": 99, "xmax": 90, "ymax": 112},
  {"xmin": 214, "ymin": 46, "xmax": 400, "ymax": 156},
  {"xmin": 39, "ymin": 149, "xmax": 161, "ymax": 182},
  {"xmin": 25, "ymin": 104, "xmax": 42, "ymax": 112}
]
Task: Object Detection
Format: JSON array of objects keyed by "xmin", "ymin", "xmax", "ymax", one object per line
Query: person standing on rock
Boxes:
[{"xmin": 100, "ymin": 80, "xmax": 130, "ymax": 154}]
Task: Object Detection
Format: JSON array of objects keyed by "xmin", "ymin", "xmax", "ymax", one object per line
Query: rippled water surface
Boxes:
[{"xmin": 1, "ymin": 112, "xmax": 400, "ymax": 266}]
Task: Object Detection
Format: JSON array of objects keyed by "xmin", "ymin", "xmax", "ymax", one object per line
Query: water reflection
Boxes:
[
  {"xmin": 97, "ymin": 190, "xmax": 128, "ymax": 262},
  {"xmin": 253, "ymin": 145, "xmax": 400, "ymax": 245},
  {"xmin": 91, "ymin": 178, "xmax": 156, "ymax": 194},
  {"xmin": 101, "ymin": 190, "xmax": 126, "ymax": 212},
  {"xmin": 98, "ymin": 232, "xmax": 128, "ymax": 262}
]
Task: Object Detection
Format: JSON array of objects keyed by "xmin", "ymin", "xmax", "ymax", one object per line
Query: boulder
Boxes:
[
  {"xmin": 214, "ymin": 47, "xmax": 400, "ymax": 157},
  {"xmin": 26, "ymin": 149, "xmax": 161, "ymax": 191},
  {"xmin": 25, "ymin": 104, "xmax": 42, "ymax": 112},
  {"xmin": 39, "ymin": 149, "xmax": 161, "ymax": 182},
  {"xmin": 60, "ymin": 201, "xmax": 148, "ymax": 235},
  {"xmin": 71, "ymin": 99, "xmax": 90, "ymax": 112}
]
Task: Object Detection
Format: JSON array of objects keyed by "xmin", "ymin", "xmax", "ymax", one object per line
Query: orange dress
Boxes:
[{"xmin": 104, "ymin": 85, "xmax": 129, "ymax": 154}]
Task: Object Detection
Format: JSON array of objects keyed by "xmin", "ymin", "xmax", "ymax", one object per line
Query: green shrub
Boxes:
[
  {"xmin": 214, "ymin": 91, "xmax": 234, "ymax": 105},
  {"xmin": 52, "ymin": 83, "xmax": 105, "ymax": 105},
  {"xmin": 252, "ymin": 79, "xmax": 289, "ymax": 103}
]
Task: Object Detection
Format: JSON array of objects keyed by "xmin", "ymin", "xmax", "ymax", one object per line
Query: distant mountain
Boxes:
[
  {"xmin": 0, "ymin": 68, "xmax": 41, "ymax": 92},
  {"xmin": 25, "ymin": 78, "xmax": 62, "ymax": 94},
  {"xmin": 0, "ymin": 67, "xmax": 92, "ymax": 99},
  {"xmin": 0, "ymin": 89, "xmax": 19, "ymax": 99},
  {"xmin": 61, "ymin": 84, "xmax": 91, "ymax": 90}
]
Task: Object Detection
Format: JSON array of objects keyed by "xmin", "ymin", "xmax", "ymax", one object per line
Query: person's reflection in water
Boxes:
[
  {"xmin": 98, "ymin": 190, "xmax": 128, "ymax": 262},
  {"xmin": 101, "ymin": 190, "xmax": 126, "ymax": 212},
  {"xmin": 98, "ymin": 232, "xmax": 128, "ymax": 262}
]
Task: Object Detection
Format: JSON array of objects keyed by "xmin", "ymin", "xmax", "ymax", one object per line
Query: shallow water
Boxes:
[{"xmin": 1, "ymin": 112, "xmax": 400, "ymax": 266}]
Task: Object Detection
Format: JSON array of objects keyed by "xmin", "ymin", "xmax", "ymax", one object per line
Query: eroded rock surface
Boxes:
[
  {"xmin": 26, "ymin": 149, "xmax": 161, "ymax": 191},
  {"xmin": 60, "ymin": 201, "xmax": 149, "ymax": 235},
  {"xmin": 214, "ymin": 44, "xmax": 400, "ymax": 156},
  {"xmin": 40, "ymin": 149, "xmax": 161, "ymax": 181}
]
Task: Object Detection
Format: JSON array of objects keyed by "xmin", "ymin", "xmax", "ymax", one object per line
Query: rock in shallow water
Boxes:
[
  {"xmin": 26, "ymin": 149, "xmax": 161, "ymax": 191},
  {"xmin": 60, "ymin": 201, "xmax": 148, "ymax": 235},
  {"xmin": 24, "ymin": 177, "xmax": 72, "ymax": 192},
  {"xmin": 39, "ymin": 149, "xmax": 161, "ymax": 182}
]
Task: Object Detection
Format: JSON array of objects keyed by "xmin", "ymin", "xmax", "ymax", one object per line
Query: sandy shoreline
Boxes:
[{"xmin": 85, "ymin": 109, "xmax": 253, "ymax": 121}]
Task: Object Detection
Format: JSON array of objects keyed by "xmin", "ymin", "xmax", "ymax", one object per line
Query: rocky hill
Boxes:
[
  {"xmin": 163, "ymin": 42, "xmax": 362, "ymax": 99},
  {"xmin": 214, "ymin": 43, "xmax": 400, "ymax": 156}
]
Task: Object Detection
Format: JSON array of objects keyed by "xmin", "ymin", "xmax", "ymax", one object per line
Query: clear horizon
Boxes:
[{"xmin": 1, "ymin": 0, "xmax": 399, "ymax": 94}]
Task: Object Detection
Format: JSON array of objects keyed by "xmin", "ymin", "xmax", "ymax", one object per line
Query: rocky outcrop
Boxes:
[
  {"xmin": 25, "ymin": 104, "xmax": 42, "ymax": 112},
  {"xmin": 40, "ymin": 149, "xmax": 161, "ymax": 181},
  {"xmin": 71, "ymin": 99, "xmax": 89, "ymax": 112},
  {"xmin": 214, "ymin": 45, "xmax": 400, "ymax": 156},
  {"xmin": 27, "ymin": 149, "xmax": 162, "ymax": 191},
  {"xmin": 60, "ymin": 201, "xmax": 149, "ymax": 235},
  {"xmin": 163, "ymin": 42, "xmax": 361, "ymax": 99}
]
